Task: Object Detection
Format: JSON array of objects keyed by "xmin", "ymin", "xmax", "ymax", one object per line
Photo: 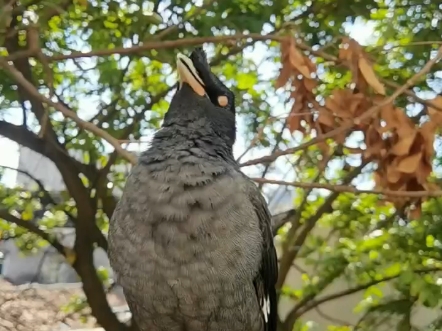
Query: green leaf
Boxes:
[{"xmin": 236, "ymin": 72, "xmax": 258, "ymax": 90}]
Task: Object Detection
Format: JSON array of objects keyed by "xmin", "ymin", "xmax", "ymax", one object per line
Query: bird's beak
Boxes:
[{"xmin": 176, "ymin": 53, "xmax": 206, "ymax": 97}]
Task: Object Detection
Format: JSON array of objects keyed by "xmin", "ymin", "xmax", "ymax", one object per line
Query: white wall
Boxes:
[
  {"xmin": 16, "ymin": 146, "xmax": 135, "ymax": 193},
  {"xmin": 16, "ymin": 147, "xmax": 66, "ymax": 191},
  {"xmin": 0, "ymin": 228, "xmax": 113, "ymax": 285}
]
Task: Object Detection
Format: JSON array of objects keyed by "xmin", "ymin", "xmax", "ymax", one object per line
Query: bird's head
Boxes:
[{"xmin": 163, "ymin": 47, "xmax": 236, "ymax": 147}]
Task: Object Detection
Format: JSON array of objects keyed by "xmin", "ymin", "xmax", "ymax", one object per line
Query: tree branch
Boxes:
[
  {"xmin": 0, "ymin": 59, "xmax": 138, "ymax": 165},
  {"xmin": 0, "ymin": 120, "xmax": 50, "ymax": 156},
  {"xmin": 0, "ymin": 120, "xmax": 94, "ymax": 179},
  {"xmin": 0, "ymin": 209, "xmax": 66, "ymax": 256},
  {"xmin": 6, "ymin": 33, "xmax": 284, "ymax": 62},
  {"xmin": 272, "ymin": 209, "xmax": 296, "ymax": 236},
  {"xmin": 4, "ymin": 18, "xmax": 59, "ymax": 140},
  {"xmin": 0, "ymin": 164, "xmax": 78, "ymax": 222}
]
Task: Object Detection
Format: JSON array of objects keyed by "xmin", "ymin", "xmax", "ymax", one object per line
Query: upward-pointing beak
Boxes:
[{"xmin": 176, "ymin": 52, "xmax": 206, "ymax": 97}]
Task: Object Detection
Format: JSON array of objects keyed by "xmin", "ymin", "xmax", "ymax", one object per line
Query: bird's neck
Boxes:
[{"xmin": 140, "ymin": 124, "xmax": 236, "ymax": 165}]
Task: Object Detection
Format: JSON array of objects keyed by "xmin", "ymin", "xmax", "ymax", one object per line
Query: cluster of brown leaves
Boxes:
[
  {"xmin": 277, "ymin": 38, "xmax": 317, "ymax": 133},
  {"xmin": 277, "ymin": 38, "xmax": 336, "ymax": 157},
  {"xmin": 277, "ymin": 36, "xmax": 441, "ymax": 214}
]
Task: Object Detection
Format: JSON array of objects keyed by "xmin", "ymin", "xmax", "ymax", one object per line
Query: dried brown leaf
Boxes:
[
  {"xmin": 339, "ymin": 37, "xmax": 361, "ymax": 62},
  {"xmin": 288, "ymin": 43, "xmax": 311, "ymax": 78},
  {"xmin": 325, "ymin": 90, "xmax": 353, "ymax": 118},
  {"xmin": 325, "ymin": 94, "xmax": 341, "ymax": 114},
  {"xmin": 364, "ymin": 124, "xmax": 384, "ymax": 157},
  {"xmin": 305, "ymin": 57, "xmax": 317, "ymax": 73},
  {"xmin": 290, "ymin": 62, "xmax": 311, "ymax": 78},
  {"xmin": 365, "ymin": 123, "xmax": 380, "ymax": 141},
  {"xmin": 276, "ymin": 66, "xmax": 291, "ymax": 88},
  {"xmin": 335, "ymin": 130, "xmax": 348, "ymax": 144},
  {"xmin": 395, "ymin": 109, "xmax": 416, "ymax": 137},
  {"xmin": 390, "ymin": 131, "xmax": 417, "ymax": 156},
  {"xmin": 291, "ymin": 97, "xmax": 304, "ymax": 113},
  {"xmin": 373, "ymin": 171, "xmax": 382, "ymax": 189},
  {"xmin": 428, "ymin": 95, "xmax": 442, "ymax": 125},
  {"xmin": 416, "ymin": 160, "xmax": 432, "ymax": 184},
  {"xmin": 317, "ymin": 108, "xmax": 335, "ymax": 127},
  {"xmin": 379, "ymin": 103, "xmax": 398, "ymax": 131},
  {"xmin": 303, "ymin": 78, "xmax": 317, "ymax": 92},
  {"xmin": 287, "ymin": 118, "xmax": 300, "ymax": 132},
  {"xmin": 396, "ymin": 152, "xmax": 422, "ymax": 174},
  {"xmin": 287, "ymin": 100, "xmax": 304, "ymax": 132},
  {"xmin": 348, "ymin": 93, "xmax": 366, "ymax": 116},
  {"xmin": 386, "ymin": 164, "xmax": 402, "ymax": 183},
  {"xmin": 358, "ymin": 56, "xmax": 386, "ymax": 95},
  {"xmin": 420, "ymin": 121, "xmax": 437, "ymax": 158},
  {"xmin": 339, "ymin": 46, "xmax": 352, "ymax": 63}
]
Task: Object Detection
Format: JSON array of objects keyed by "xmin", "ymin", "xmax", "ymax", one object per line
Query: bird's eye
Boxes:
[
  {"xmin": 217, "ymin": 96, "xmax": 228, "ymax": 107},
  {"xmin": 207, "ymin": 91, "xmax": 234, "ymax": 113},
  {"xmin": 205, "ymin": 92, "xmax": 230, "ymax": 109}
]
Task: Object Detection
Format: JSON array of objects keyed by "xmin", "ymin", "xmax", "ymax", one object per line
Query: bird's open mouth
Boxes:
[{"xmin": 176, "ymin": 53, "xmax": 206, "ymax": 97}]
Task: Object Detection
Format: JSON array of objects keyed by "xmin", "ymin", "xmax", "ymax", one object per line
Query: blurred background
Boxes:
[{"xmin": 1, "ymin": 0, "xmax": 442, "ymax": 330}]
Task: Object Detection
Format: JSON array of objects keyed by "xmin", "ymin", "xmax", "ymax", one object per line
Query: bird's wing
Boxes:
[{"xmin": 246, "ymin": 179, "xmax": 278, "ymax": 331}]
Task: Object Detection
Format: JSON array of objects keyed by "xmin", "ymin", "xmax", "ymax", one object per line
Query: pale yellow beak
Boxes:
[{"xmin": 176, "ymin": 53, "xmax": 206, "ymax": 97}]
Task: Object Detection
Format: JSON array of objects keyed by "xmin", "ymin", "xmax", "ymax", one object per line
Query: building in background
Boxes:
[{"xmin": 1, "ymin": 147, "xmax": 130, "ymax": 285}]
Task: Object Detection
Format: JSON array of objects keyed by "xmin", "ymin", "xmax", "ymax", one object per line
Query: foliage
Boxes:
[{"xmin": 1, "ymin": 0, "xmax": 442, "ymax": 330}]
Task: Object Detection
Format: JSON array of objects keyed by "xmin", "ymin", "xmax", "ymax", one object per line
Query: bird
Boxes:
[{"xmin": 108, "ymin": 47, "xmax": 278, "ymax": 331}]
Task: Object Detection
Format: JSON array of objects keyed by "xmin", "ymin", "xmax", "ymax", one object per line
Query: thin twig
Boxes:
[
  {"xmin": 374, "ymin": 41, "xmax": 442, "ymax": 51},
  {"xmin": 314, "ymin": 306, "xmax": 353, "ymax": 326},
  {"xmin": 252, "ymin": 178, "xmax": 442, "ymax": 198},
  {"xmin": 236, "ymin": 116, "xmax": 277, "ymax": 163}
]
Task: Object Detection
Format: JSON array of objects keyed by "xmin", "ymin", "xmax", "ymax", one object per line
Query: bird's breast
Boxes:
[
  {"xmin": 112, "ymin": 156, "xmax": 262, "ymax": 280},
  {"xmin": 108, "ymin": 154, "xmax": 264, "ymax": 329}
]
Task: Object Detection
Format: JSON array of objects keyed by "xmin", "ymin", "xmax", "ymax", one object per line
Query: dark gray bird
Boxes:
[{"xmin": 108, "ymin": 48, "xmax": 278, "ymax": 331}]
